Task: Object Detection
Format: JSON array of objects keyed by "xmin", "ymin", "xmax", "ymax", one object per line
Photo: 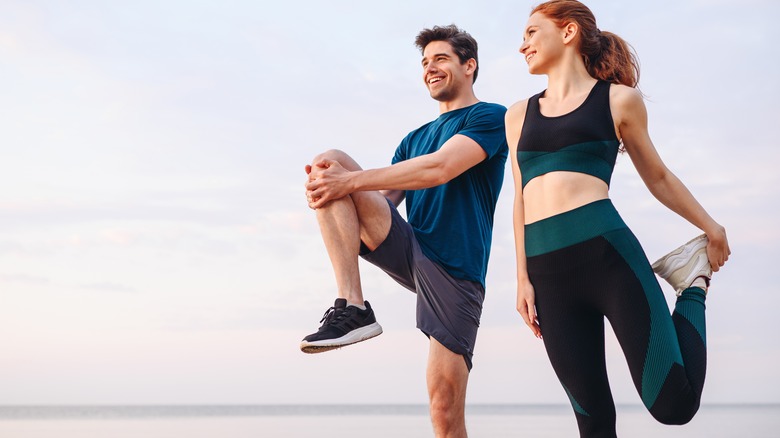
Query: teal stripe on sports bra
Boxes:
[{"xmin": 518, "ymin": 139, "xmax": 620, "ymax": 188}]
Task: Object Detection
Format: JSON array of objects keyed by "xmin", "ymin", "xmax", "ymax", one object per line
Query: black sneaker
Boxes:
[{"xmin": 300, "ymin": 298, "xmax": 383, "ymax": 354}]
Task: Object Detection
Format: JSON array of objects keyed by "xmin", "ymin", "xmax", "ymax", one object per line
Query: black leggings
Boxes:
[{"xmin": 525, "ymin": 200, "xmax": 707, "ymax": 438}]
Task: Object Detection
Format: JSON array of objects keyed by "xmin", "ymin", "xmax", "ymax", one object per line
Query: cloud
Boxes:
[
  {"xmin": 80, "ymin": 282, "xmax": 138, "ymax": 294},
  {"xmin": 0, "ymin": 274, "xmax": 50, "ymax": 285}
]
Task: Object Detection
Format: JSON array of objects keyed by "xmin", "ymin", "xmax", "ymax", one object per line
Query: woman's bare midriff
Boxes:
[{"xmin": 523, "ymin": 171, "xmax": 610, "ymax": 224}]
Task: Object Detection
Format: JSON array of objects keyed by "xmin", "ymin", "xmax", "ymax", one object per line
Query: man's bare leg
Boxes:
[
  {"xmin": 314, "ymin": 196, "xmax": 364, "ymax": 305},
  {"xmin": 310, "ymin": 149, "xmax": 392, "ymax": 302},
  {"xmin": 427, "ymin": 338, "xmax": 469, "ymax": 438},
  {"xmin": 300, "ymin": 149, "xmax": 392, "ymax": 352}
]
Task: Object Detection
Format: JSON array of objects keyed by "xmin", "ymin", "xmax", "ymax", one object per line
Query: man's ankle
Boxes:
[{"xmin": 347, "ymin": 301, "xmax": 366, "ymax": 310}]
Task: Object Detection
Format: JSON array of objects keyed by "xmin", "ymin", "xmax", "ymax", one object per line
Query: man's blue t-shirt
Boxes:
[{"xmin": 392, "ymin": 102, "xmax": 507, "ymax": 287}]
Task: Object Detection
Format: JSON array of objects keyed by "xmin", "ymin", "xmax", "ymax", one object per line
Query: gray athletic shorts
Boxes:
[{"xmin": 360, "ymin": 200, "xmax": 485, "ymax": 370}]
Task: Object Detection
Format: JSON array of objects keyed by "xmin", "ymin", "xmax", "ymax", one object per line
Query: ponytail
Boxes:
[
  {"xmin": 532, "ymin": 0, "xmax": 640, "ymax": 87},
  {"xmin": 586, "ymin": 31, "xmax": 639, "ymax": 87}
]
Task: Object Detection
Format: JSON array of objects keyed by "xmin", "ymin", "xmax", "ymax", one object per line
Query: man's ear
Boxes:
[{"xmin": 465, "ymin": 58, "xmax": 477, "ymax": 76}]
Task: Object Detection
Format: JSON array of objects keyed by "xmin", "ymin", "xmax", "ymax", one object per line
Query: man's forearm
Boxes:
[{"xmin": 349, "ymin": 155, "xmax": 449, "ymax": 192}]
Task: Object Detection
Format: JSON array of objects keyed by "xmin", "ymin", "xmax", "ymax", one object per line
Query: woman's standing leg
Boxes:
[{"xmin": 530, "ymin": 242, "xmax": 619, "ymax": 438}]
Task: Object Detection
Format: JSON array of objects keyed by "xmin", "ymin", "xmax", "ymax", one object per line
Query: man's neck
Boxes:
[{"xmin": 438, "ymin": 92, "xmax": 479, "ymax": 114}]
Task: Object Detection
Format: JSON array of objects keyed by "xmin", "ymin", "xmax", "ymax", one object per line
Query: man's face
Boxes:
[{"xmin": 421, "ymin": 41, "xmax": 472, "ymax": 102}]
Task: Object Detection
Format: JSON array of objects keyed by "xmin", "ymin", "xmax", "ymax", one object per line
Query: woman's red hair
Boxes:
[{"xmin": 532, "ymin": 0, "xmax": 640, "ymax": 87}]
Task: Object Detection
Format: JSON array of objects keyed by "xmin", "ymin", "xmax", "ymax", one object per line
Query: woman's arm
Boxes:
[
  {"xmin": 506, "ymin": 100, "xmax": 541, "ymax": 337},
  {"xmin": 613, "ymin": 85, "xmax": 730, "ymax": 270}
]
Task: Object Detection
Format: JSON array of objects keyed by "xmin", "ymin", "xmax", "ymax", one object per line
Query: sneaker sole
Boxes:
[
  {"xmin": 676, "ymin": 255, "xmax": 710, "ymax": 294},
  {"xmin": 651, "ymin": 235, "xmax": 707, "ymax": 277},
  {"xmin": 651, "ymin": 234, "xmax": 711, "ymax": 294},
  {"xmin": 300, "ymin": 322, "xmax": 383, "ymax": 354}
]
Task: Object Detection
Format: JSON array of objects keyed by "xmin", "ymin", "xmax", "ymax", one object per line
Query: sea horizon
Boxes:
[
  {"xmin": 1, "ymin": 402, "xmax": 777, "ymax": 418},
  {"xmin": 1, "ymin": 403, "xmax": 778, "ymax": 438}
]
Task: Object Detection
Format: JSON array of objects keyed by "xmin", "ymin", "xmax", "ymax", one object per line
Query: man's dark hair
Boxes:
[{"xmin": 414, "ymin": 24, "xmax": 479, "ymax": 83}]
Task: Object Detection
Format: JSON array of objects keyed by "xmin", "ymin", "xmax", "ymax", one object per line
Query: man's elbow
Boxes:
[
  {"xmin": 424, "ymin": 165, "xmax": 454, "ymax": 187},
  {"xmin": 431, "ymin": 171, "xmax": 451, "ymax": 186}
]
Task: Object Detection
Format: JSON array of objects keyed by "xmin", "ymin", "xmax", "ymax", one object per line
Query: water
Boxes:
[{"xmin": 0, "ymin": 404, "xmax": 777, "ymax": 437}]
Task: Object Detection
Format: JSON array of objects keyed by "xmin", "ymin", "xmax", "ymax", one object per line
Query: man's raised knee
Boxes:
[{"xmin": 311, "ymin": 149, "xmax": 361, "ymax": 172}]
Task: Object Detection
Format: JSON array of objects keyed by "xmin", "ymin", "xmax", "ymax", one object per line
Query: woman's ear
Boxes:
[{"xmin": 562, "ymin": 21, "xmax": 579, "ymax": 45}]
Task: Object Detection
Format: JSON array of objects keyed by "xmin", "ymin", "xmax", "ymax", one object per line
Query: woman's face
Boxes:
[{"xmin": 519, "ymin": 12, "xmax": 567, "ymax": 75}]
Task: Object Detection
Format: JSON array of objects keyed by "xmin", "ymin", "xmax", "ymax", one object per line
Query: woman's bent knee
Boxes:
[{"xmin": 650, "ymin": 401, "xmax": 699, "ymax": 425}]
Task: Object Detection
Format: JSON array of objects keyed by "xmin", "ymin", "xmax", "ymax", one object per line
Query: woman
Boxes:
[{"xmin": 506, "ymin": 1, "xmax": 730, "ymax": 436}]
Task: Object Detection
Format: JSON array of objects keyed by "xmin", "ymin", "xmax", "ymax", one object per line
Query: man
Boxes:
[{"xmin": 301, "ymin": 25, "xmax": 507, "ymax": 437}]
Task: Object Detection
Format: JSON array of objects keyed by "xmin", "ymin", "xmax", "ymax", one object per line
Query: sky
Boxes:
[{"xmin": 1, "ymin": 0, "xmax": 778, "ymax": 406}]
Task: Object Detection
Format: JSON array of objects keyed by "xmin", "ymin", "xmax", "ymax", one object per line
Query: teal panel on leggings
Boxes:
[
  {"xmin": 602, "ymin": 230, "xmax": 684, "ymax": 410},
  {"xmin": 675, "ymin": 288, "xmax": 707, "ymax": 345},
  {"xmin": 524, "ymin": 199, "xmax": 626, "ymax": 258},
  {"xmin": 563, "ymin": 384, "xmax": 590, "ymax": 417}
]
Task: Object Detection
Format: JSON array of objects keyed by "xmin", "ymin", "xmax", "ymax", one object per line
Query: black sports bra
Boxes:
[{"xmin": 516, "ymin": 80, "xmax": 620, "ymax": 189}]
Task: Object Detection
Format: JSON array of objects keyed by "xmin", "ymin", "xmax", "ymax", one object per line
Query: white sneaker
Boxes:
[{"xmin": 651, "ymin": 234, "xmax": 712, "ymax": 296}]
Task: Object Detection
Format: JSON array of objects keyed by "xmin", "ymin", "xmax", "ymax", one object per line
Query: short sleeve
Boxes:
[
  {"xmin": 392, "ymin": 135, "xmax": 410, "ymax": 165},
  {"xmin": 457, "ymin": 103, "xmax": 507, "ymax": 159}
]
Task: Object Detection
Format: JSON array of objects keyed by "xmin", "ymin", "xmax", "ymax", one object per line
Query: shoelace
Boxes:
[
  {"xmin": 318, "ymin": 305, "xmax": 355, "ymax": 328},
  {"xmin": 319, "ymin": 306, "xmax": 337, "ymax": 324}
]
